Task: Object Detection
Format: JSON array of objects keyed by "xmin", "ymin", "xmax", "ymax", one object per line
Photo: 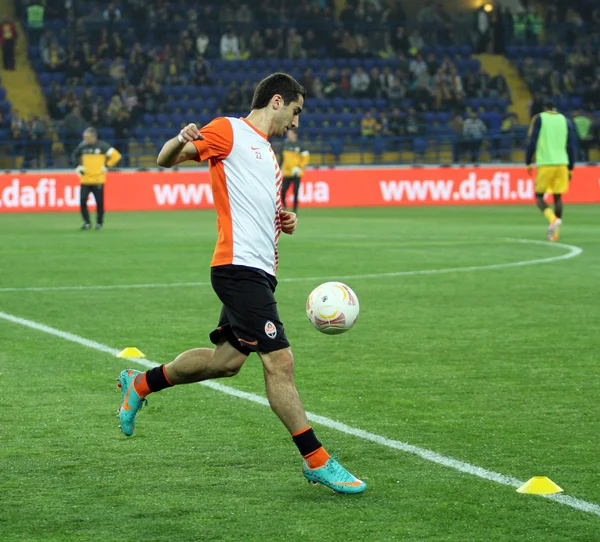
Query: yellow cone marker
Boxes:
[
  {"xmin": 516, "ymin": 476, "xmax": 563, "ymax": 495},
  {"xmin": 117, "ymin": 347, "xmax": 145, "ymax": 358}
]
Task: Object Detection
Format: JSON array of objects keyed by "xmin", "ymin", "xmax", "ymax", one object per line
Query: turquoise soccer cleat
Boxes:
[
  {"xmin": 117, "ymin": 369, "xmax": 147, "ymax": 436},
  {"xmin": 302, "ymin": 456, "xmax": 366, "ymax": 494}
]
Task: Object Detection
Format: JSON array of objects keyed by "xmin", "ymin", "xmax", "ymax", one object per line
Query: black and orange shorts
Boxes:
[{"xmin": 209, "ymin": 264, "xmax": 290, "ymax": 355}]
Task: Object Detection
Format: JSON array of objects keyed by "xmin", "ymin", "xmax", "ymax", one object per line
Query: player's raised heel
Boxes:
[{"xmin": 302, "ymin": 457, "xmax": 366, "ymax": 494}]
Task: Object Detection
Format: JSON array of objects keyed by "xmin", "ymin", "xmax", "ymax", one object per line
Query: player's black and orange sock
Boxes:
[
  {"xmin": 133, "ymin": 365, "xmax": 173, "ymax": 398},
  {"xmin": 292, "ymin": 426, "xmax": 330, "ymax": 468}
]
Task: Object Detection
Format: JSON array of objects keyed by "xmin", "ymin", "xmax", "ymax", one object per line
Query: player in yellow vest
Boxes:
[
  {"xmin": 26, "ymin": 2, "xmax": 44, "ymax": 43},
  {"xmin": 280, "ymin": 130, "xmax": 309, "ymax": 213},
  {"xmin": 72, "ymin": 127, "xmax": 122, "ymax": 230},
  {"xmin": 526, "ymin": 99, "xmax": 575, "ymax": 241}
]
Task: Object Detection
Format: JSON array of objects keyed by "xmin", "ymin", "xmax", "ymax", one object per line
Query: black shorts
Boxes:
[{"xmin": 209, "ymin": 265, "xmax": 290, "ymax": 356}]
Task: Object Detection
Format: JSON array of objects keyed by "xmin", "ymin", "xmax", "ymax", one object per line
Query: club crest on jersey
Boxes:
[{"xmin": 265, "ymin": 321, "xmax": 277, "ymax": 339}]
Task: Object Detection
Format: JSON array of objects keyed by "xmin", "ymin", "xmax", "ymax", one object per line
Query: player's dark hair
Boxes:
[
  {"xmin": 251, "ymin": 73, "xmax": 306, "ymax": 110},
  {"xmin": 84, "ymin": 127, "xmax": 98, "ymax": 137},
  {"xmin": 543, "ymin": 98, "xmax": 556, "ymax": 110}
]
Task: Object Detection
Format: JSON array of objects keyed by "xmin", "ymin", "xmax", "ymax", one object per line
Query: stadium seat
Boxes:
[
  {"xmin": 198, "ymin": 113, "xmax": 213, "ymax": 126},
  {"xmin": 413, "ymin": 138, "xmax": 429, "ymax": 155},
  {"xmin": 481, "ymin": 112, "xmax": 503, "ymax": 132},
  {"xmin": 436, "ymin": 112, "xmax": 452, "ymax": 124},
  {"xmin": 100, "ymin": 87, "xmax": 114, "ymax": 100},
  {"xmin": 51, "ymin": 73, "xmax": 66, "ymax": 84},
  {"xmin": 98, "ymin": 128, "xmax": 115, "ymax": 140},
  {"xmin": 423, "ymin": 112, "xmax": 437, "ymax": 124},
  {"xmin": 156, "ymin": 113, "xmax": 170, "ymax": 126},
  {"xmin": 329, "ymin": 138, "xmax": 343, "ymax": 158},
  {"xmin": 38, "ymin": 73, "xmax": 51, "ymax": 86}
]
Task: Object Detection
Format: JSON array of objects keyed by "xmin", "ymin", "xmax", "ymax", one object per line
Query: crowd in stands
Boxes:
[
  {"xmin": 0, "ymin": 0, "xmax": 597, "ymax": 167},
  {"xmin": 510, "ymin": 0, "xmax": 600, "ymax": 159}
]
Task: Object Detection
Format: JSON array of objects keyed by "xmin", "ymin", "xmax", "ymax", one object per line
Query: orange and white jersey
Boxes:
[{"xmin": 192, "ymin": 117, "xmax": 283, "ymax": 276}]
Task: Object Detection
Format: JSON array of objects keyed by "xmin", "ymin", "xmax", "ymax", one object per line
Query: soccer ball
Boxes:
[{"xmin": 306, "ymin": 282, "xmax": 360, "ymax": 335}]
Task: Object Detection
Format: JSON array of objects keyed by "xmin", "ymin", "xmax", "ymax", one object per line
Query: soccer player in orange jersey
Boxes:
[{"xmin": 117, "ymin": 73, "xmax": 365, "ymax": 494}]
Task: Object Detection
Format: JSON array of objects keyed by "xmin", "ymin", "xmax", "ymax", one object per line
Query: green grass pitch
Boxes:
[{"xmin": 1, "ymin": 205, "xmax": 599, "ymax": 541}]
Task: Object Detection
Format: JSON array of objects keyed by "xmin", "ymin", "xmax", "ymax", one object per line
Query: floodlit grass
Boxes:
[{"xmin": 1, "ymin": 205, "xmax": 599, "ymax": 541}]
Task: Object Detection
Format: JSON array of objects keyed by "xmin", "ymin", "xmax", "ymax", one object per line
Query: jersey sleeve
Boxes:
[
  {"xmin": 566, "ymin": 119, "xmax": 576, "ymax": 170},
  {"xmin": 71, "ymin": 142, "xmax": 84, "ymax": 167},
  {"xmin": 300, "ymin": 147, "xmax": 310, "ymax": 168},
  {"xmin": 97, "ymin": 140, "xmax": 110, "ymax": 152},
  {"xmin": 192, "ymin": 117, "xmax": 234, "ymax": 162},
  {"xmin": 106, "ymin": 147, "xmax": 122, "ymax": 167},
  {"xmin": 525, "ymin": 115, "xmax": 541, "ymax": 166}
]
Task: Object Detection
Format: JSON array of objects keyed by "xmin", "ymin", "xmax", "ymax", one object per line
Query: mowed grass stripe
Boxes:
[
  {"xmin": 0, "ymin": 238, "xmax": 583, "ymax": 293},
  {"xmin": 2, "ymin": 309, "xmax": 599, "ymax": 518}
]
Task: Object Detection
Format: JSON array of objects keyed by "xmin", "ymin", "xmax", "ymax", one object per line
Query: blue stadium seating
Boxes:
[{"xmin": 2, "ymin": 0, "xmax": 552, "ymax": 162}]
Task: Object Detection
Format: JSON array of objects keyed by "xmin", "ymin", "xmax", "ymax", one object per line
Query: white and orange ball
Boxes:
[{"xmin": 306, "ymin": 282, "xmax": 360, "ymax": 335}]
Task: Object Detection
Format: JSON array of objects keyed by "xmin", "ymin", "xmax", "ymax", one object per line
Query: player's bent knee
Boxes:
[
  {"xmin": 260, "ymin": 347, "xmax": 295, "ymax": 379},
  {"xmin": 213, "ymin": 341, "xmax": 248, "ymax": 378}
]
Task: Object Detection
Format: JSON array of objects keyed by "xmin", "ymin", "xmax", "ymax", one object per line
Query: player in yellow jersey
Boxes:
[
  {"xmin": 72, "ymin": 127, "xmax": 122, "ymax": 230},
  {"xmin": 280, "ymin": 129, "xmax": 309, "ymax": 213},
  {"xmin": 526, "ymin": 99, "xmax": 576, "ymax": 241}
]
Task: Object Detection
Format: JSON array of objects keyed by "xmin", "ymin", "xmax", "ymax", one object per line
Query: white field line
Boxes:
[
  {"xmin": 1, "ymin": 310, "xmax": 599, "ymax": 517},
  {"xmin": 0, "ymin": 239, "xmax": 583, "ymax": 293}
]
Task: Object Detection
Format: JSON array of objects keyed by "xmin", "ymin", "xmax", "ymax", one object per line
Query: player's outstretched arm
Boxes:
[{"xmin": 157, "ymin": 124, "xmax": 204, "ymax": 168}]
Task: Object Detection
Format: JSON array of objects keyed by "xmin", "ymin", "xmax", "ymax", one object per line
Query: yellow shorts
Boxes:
[{"xmin": 535, "ymin": 165, "xmax": 569, "ymax": 195}]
